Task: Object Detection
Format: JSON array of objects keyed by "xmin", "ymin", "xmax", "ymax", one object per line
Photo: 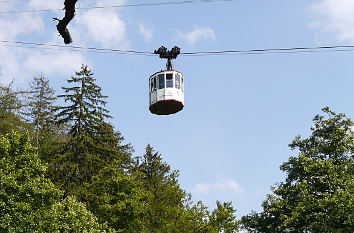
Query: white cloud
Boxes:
[
  {"xmin": 138, "ymin": 24, "xmax": 154, "ymax": 42},
  {"xmin": 0, "ymin": 0, "xmax": 132, "ymax": 83},
  {"xmin": 0, "ymin": 2, "xmax": 90, "ymax": 83},
  {"xmin": 28, "ymin": 0, "xmax": 63, "ymax": 10},
  {"xmin": 0, "ymin": 9, "xmax": 45, "ymax": 83},
  {"xmin": 0, "ymin": 45, "xmax": 20, "ymax": 83},
  {"xmin": 75, "ymin": 8, "xmax": 127, "ymax": 47},
  {"xmin": 95, "ymin": 0, "xmax": 126, "ymax": 6},
  {"xmin": 0, "ymin": 39, "xmax": 88, "ymax": 84},
  {"xmin": 24, "ymin": 50, "xmax": 89, "ymax": 77},
  {"xmin": 176, "ymin": 26, "xmax": 215, "ymax": 44},
  {"xmin": 192, "ymin": 179, "xmax": 243, "ymax": 195},
  {"xmin": 311, "ymin": 0, "xmax": 354, "ymax": 42},
  {"xmin": 0, "ymin": 14, "xmax": 44, "ymax": 40}
]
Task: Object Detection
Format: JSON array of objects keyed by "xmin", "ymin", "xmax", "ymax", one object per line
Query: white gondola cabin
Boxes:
[
  {"xmin": 149, "ymin": 70, "xmax": 184, "ymax": 115},
  {"xmin": 149, "ymin": 46, "xmax": 184, "ymax": 115}
]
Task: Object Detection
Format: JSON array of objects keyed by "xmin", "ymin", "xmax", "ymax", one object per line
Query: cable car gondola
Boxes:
[{"xmin": 149, "ymin": 46, "xmax": 184, "ymax": 115}]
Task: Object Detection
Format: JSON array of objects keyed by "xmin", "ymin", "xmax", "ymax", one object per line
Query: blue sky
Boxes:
[{"xmin": 1, "ymin": 0, "xmax": 354, "ymax": 217}]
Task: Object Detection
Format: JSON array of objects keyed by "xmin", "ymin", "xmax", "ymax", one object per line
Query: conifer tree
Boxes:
[
  {"xmin": 94, "ymin": 122, "xmax": 133, "ymax": 168},
  {"xmin": 134, "ymin": 145, "xmax": 188, "ymax": 232},
  {"xmin": 52, "ymin": 65, "xmax": 129, "ymax": 193},
  {"xmin": 133, "ymin": 145, "xmax": 239, "ymax": 232},
  {"xmin": 53, "ymin": 65, "xmax": 110, "ymax": 186},
  {"xmin": 27, "ymin": 75, "xmax": 56, "ymax": 154},
  {"xmin": 55, "ymin": 64, "xmax": 111, "ymax": 142}
]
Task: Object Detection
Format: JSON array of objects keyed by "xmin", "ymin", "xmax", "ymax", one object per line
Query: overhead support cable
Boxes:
[
  {"xmin": 0, "ymin": 0, "xmax": 235, "ymax": 14},
  {"xmin": 181, "ymin": 45, "xmax": 354, "ymax": 56},
  {"xmin": 0, "ymin": 40, "xmax": 155, "ymax": 55},
  {"xmin": 1, "ymin": 39, "xmax": 354, "ymax": 56}
]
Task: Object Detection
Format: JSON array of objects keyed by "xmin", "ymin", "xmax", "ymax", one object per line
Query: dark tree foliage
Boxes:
[
  {"xmin": 241, "ymin": 107, "xmax": 354, "ymax": 232},
  {"xmin": 53, "ymin": 65, "xmax": 114, "ymax": 189},
  {"xmin": 94, "ymin": 122, "xmax": 133, "ymax": 168},
  {"xmin": 56, "ymin": 64, "xmax": 111, "ymax": 139}
]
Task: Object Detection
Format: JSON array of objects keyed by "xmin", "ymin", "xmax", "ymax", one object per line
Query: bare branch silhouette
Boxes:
[{"xmin": 54, "ymin": 0, "xmax": 78, "ymax": 44}]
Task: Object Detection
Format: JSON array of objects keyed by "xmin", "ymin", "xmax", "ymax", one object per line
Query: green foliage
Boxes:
[
  {"xmin": 52, "ymin": 65, "xmax": 129, "ymax": 191},
  {"xmin": 40, "ymin": 196, "xmax": 115, "ymax": 233},
  {"xmin": 26, "ymin": 75, "xmax": 56, "ymax": 147},
  {"xmin": 0, "ymin": 74, "xmax": 239, "ymax": 232},
  {"xmin": 241, "ymin": 107, "xmax": 354, "ymax": 232},
  {"xmin": 85, "ymin": 163, "xmax": 148, "ymax": 232},
  {"xmin": 181, "ymin": 201, "xmax": 239, "ymax": 233},
  {"xmin": 0, "ymin": 82, "xmax": 31, "ymax": 135},
  {"xmin": 133, "ymin": 145, "xmax": 189, "ymax": 232},
  {"xmin": 210, "ymin": 201, "xmax": 239, "ymax": 232},
  {"xmin": 55, "ymin": 64, "xmax": 111, "ymax": 140},
  {"xmin": 0, "ymin": 132, "xmax": 113, "ymax": 233},
  {"xmin": 25, "ymin": 75, "xmax": 59, "ymax": 162},
  {"xmin": 0, "ymin": 132, "xmax": 62, "ymax": 232},
  {"xmin": 94, "ymin": 122, "xmax": 133, "ymax": 168},
  {"xmin": 183, "ymin": 201, "xmax": 211, "ymax": 232},
  {"xmin": 27, "ymin": 75, "xmax": 56, "ymax": 135}
]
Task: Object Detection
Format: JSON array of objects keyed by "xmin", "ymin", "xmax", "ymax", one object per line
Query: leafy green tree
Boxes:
[
  {"xmin": 85, "ymin": 162, "xmax": 148, "ymax": 232},
  {"xmin": 0, "ymin": 132, "xmax": 62, "ymax": 232},
  {"xmin": 241, "ymin": 107, "xmax": 354, "ymax": 232},
  {"xmin": 209, "ymin": 201, "xmax": 239, "ymax": 233},
  {"xmin": 177, "ymin": 201, "xmax": 239, "ymax": 233},
  {"xmin": 0, "ymin": 132, "xmax": 113, "ymax": 233},
  {"xmin": 40, "ymin": 196, "xmax": 115, "ymax": 233},
  {"xmin": 183, "ymin": 201, "xmax": 211, "ymax": 232}
]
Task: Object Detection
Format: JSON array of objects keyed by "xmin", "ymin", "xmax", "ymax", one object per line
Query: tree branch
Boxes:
[
  {"xmin": 55, "ymin": 0, "xmax": 78, "ymax": 44},
  {"xmin": 194, "ymin": 223, "xmax": 213, "ymax": 233}
]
